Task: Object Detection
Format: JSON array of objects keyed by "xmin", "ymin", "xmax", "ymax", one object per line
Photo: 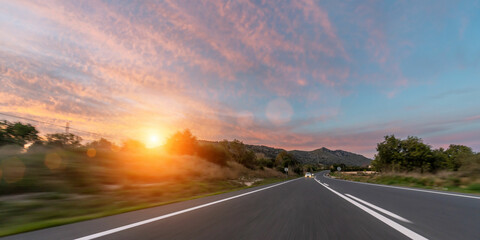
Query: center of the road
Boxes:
[{"xmin": 314, "ymin": 177, "xmax": 428, "ymax": 240}]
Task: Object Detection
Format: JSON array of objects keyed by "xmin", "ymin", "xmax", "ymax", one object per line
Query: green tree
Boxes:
[
  {"xmin": 275, "ymin": 151, "xmax": 300, "ymax": 173},
  {"xmin": 275, "ymin": 151, "xmax": 296, "ymax": 168},
  {"xmin": 458, "ymin": 153, "xmax": 480, "ymax": 175},
  {"xmin": 372, "ymin": 135, "xmax": 402, "ymax": 171},
  {"xmin": 431, "ymin": 147, "xmax": 448, "ymax": 171},
  {"xmin": 46, "ymin": 133, "xmax": 82, "ymax": 148},
  {"xmin": 197, "ymin": 143, "xmax": 228, "ymax": 166},
  {"xmin": 0, "ymin": 120, "xmax": 39, "ymax": 146},
  {"xmin": 444, "ymin": 144, "xmax": 474, "ymax": 171},
  {"xmin": 223, "ymin": 139, "xmax": 256, "ymax": 169},
  {"xmin": 373, "ymin": 135, "xmax": 437, "ymax": 172},
  {"xmin": 400, "ymin": 136, "xmax": 434, "ymax": 173},
  {"xmin": 88, "ymin": 138, "xmax": 114, "ymax": 150}
]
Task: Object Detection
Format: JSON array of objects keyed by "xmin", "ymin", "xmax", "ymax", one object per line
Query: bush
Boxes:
[
  {"xmin": 466, "ymin": 183, "xmax": 480, "ymax": 191},
  {"xmin": 446, "ymin": 177, "xmax": 461, "ymax": 187},
  {"xmin": 256, "ymin": 158, "xmax": 274, "ymax": 168},
  {"xmin": 197, "ymin": 144, "xmax": 228, "ymax": 166}
]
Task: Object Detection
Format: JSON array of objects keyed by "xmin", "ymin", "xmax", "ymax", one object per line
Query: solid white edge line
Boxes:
[
  {"xmin": 75, "ymin": 178, "xmax": 299, "ymax": 240},
  {"xmin": 345, "ymin": 194, "xmax": 412, "ymax": 223},
  {"xmin": 324, "ymin": 173, "xmax": 480, "ymax": 200},
  {"xmin": 314, "ymin": 178, "xmax": 428, "ymax": 240}
]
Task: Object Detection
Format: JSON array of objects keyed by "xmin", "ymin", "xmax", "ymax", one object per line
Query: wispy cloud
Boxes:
[{"xmin": 1, "ymin": 0, "xmax": 479, "ymax": 156}]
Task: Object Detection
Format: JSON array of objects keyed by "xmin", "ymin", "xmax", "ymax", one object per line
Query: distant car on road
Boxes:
[{"xmin": 305, "ymin": 172, "xmax": 312, "ymax": 178}]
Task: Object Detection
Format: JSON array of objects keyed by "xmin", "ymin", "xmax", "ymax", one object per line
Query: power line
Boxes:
[
  {"xmin": 0, "ymin": 112, "xmax": 107, "ymax": 137},
  {"xmin": 0, "ymin": 112, "xmax": 65, "ymax": 128}
]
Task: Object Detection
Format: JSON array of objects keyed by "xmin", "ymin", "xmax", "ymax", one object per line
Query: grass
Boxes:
[
  {"xmin": 330, "ymin": 171, "xmax": 480, "ymax": 195},
  {"xmin": 0, "ymin": 177, "xmax": 294, "ymax": 237},
  {"xmin": 0, "ymin": 146, "xmax": 298, "ymax": 237}
]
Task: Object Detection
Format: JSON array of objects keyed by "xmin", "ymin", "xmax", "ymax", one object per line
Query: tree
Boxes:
[
  {"xmin": 223, "ymin": 139, "xmax": 256, "ymax": 169},
  {"xmin": 275, "ymin": 151, "xmax": 297, "ymax": 168},
  {"xmin": 459, "ymin": 153, "xmax": 480, "ymax": 175},
  {"xmin": 444, "ymin": 144, "xmax": 474, "ymax": 171},
  {"xmin": 275, "ymin": 151, "xmax": 300, "ymax": 173},
  {"xmin": 197, "ymin": 143, "xmax": 228, "ymax": 166},
  {"xmin": 46, "ymin": 133, "xmax": 82, "ymax": 148},
  {"xmin": 372, "ymin": 135, "xmax": 402, "ymax": 171},
  {"xmin": 372, "ymin": 135, "xmax": 476, "ymax": 173},
  {"xmin": 373, "ymin": 135, "xmax": 436, "ymax": 173},
  {"xmin": 431, "ymin": 148, "xmax": 448, "ymax": 171},
  {"xmin": 0, "ymin": 120, "xmax": 39, "ymax": 146},
  {"xmin": 88, "ymin": 138, "xmax": 114, "ymax": 150},
  {"xmin": 400, "ymin": 136, "xmax": 434, "ymax": 173},
  {"xmin": 121, "ymin": 139, "xmax": 145, "ymax": 152},
  {"xmin": 164, "ymin": 129, "xmax": 198, "ymax": 155},
  {"xmin": 239, "ymin": 150, "xmax": 256, "ymax": 169},
  {"xmin": 0, "ymin": 121, "xmax": 11, "ymax": 145}
]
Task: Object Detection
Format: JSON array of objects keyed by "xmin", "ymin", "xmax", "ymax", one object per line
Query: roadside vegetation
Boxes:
[
  {"xmin": 0, "ymin": 120, "xmax": 303, "ymax": 236},
  {"xmin": 331, "ymin": 135, "xmax": 480, "ymax": 194}
]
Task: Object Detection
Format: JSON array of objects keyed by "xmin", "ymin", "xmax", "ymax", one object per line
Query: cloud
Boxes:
[
  {"xmin": 2, "ymin": 0, "xmax": 479, "ymax": 157},
  {"xmin": 430, "ymin": 88, "xmax": 477, "ymax": 100}
]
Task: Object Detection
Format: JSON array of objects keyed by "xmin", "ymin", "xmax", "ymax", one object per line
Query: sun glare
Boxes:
[{"xmin": 146, "ymin": 134, "xmax": 162, "ymax": 148}]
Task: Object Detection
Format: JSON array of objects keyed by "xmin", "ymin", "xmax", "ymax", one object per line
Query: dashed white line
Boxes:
[
  {"xmin": 315, "ymin": 178, "xmax": 428, "ymax": 240},
  {"xmin": 75, "ymin": 178, "xmax": 300, "ymax": 240},
  {"xmin": 345, "ymin": 194, "xmax": 412, "ymax": 223}
]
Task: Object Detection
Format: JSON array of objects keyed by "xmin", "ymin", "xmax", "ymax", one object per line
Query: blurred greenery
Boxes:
[
  {"xmin": 331, "ymin": 134, "xmax": 480, "ymax": 195},
  {"xmin": 0, "ymin": 120, "xmax": 39, "ymax": 147},
  {"xmin": 331, "ymin": 171, "xmax": 480, "ymax": 195},
  {"xmin": 372, "ymin": 135, "xmax": 478, "ymax": 173},
  {"xmin": 0, "ymin": 120, "xmax": 306, "ymax": 236},
  {"xmin": 0, "ymin": 177, "xmax": 292, "ymax": 237}
]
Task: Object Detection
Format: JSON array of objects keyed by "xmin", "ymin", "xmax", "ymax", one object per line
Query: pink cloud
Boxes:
[
  {"xmin": 3, "ymin": 0, "xmax": 475, "ymax": 159},
  {"xmin": 293, "ymin": 0, "xmax": 350, "ymax": 61}
]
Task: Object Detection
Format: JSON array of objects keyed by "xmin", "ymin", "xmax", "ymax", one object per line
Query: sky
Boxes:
[{"xmin": 1, "ymin": 0, "xmax": 480, "ymax": 157}]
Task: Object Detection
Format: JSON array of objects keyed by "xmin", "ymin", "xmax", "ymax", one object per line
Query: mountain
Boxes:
[{"xmin": 245, "ymin": 145, "xmax": 371, "ymax": 167}]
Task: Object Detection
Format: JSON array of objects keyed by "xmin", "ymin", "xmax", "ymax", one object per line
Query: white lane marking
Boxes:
[
  {"xmin": 75, "ymin": 178, "xmax": 300, "ymax": 240},
  {"xmin": 324, "ymin": 183, "xmax": 329, "ymax": 187},
  {"xmin": 314, "ymin": 179, "xmax": 428, "ymax": 240},
  {"xmin": 345, "ymin": 194, "xmax": 412, "ymax": 223},
  {"xmin": 323, "ymin": 174, "xmax": 480, "ymax": 200}
]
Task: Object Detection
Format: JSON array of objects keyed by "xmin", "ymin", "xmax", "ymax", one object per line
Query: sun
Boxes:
[
  {"xmin": 146, "ymin": 134, "xmax": 162, "ymax": 148},
  {"xmin": 141, "ymin": 128, "xmax": 167, "ymax": 149}
]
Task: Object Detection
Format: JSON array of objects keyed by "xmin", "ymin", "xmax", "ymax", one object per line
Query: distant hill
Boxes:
[
  {"xmin": 199, "ymin": 140, "xmax": 372, "ymax": 167},
  {"xmin": 245, "ymin": 145, "xmax": 371, "ymax": 167}
]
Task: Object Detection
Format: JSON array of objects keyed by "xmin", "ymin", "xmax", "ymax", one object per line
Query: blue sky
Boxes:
[{"xmin": 1, "ymin": 0, "xmax": 479, "ymax": 157}]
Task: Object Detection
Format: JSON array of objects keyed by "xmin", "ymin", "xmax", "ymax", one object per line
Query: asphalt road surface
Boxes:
[{"xmin": 4, "ymin": 171, "xmax": 480, "ymax": 240}]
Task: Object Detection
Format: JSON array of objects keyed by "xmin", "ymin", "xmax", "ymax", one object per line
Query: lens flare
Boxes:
[
  {"xmin": 2, "ymin": 157, "xmax": 26, "ymax": 183},
  {"xmin": 45, "ymin": 153, "xmax": 63, "ymax": 170},
  {"xmin": 265, "ymin": 98, "xmax": 293, "ymax": 125},
  {"xmin": 87, "ymin": 148, "xmax": 97, "ymax": 158}
]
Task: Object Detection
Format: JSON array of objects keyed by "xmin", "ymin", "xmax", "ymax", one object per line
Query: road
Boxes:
[{"xmin": 3, "ymin": 171, "xmax": 480, "ymax": 240}]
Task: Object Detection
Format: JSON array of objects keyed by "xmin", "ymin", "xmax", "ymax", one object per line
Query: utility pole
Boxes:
[{"xmin": 65, "ymin": 122, "xmax": 70, "ymax": 134}]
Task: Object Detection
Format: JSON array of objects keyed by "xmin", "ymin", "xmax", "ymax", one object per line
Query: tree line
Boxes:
[
  {"xmin": 0, "ymin": 120, "xmax": 317, "ymax": 173},
  {"xmin": 1, "ymin": 124, "xmax": 144, "ymax": 155},
  {"xmin": 372, "ymin": 135, "xmax": 479, "ymax": 173},
  {"xmin": 163, "ymin": 129, "xmax": 321, "ymax": 173}
]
